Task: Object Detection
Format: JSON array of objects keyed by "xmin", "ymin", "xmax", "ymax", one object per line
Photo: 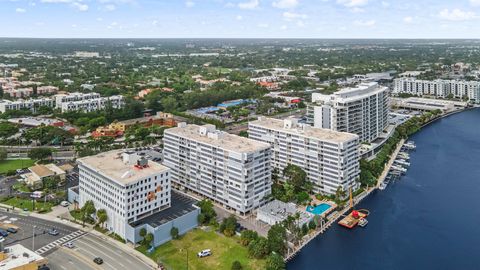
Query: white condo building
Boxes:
[
  {"xmin": 54, "ymin": 92, "xmax": 101, "ymax": 109},
  {"xmin": 163, "ymin": 123, "xmax": 272, "ymax": 215},
  {"xmin": 393, "ymin": 78, "xmax": 480, "ymax": 103},
  {"xmin": 60, "ymin": 95, "xmax": 124, "ymax": 113},
  {"xmin": 308, "ymin": 82, "xmax": 389, "ymax": 143},
  {"xmin": 0, "ymin": 97, "xmax": 54, "ymax": 113},
  {"xmin": 249, "ymin": 117, "xmax": 360, "ymax": 195},
  {"xmin": 78, "ymin": 150, "xmax": 171, "ymax": 240}
]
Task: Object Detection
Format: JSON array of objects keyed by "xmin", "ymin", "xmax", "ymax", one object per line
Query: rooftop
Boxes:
[
  {"xmin": 130, "ymin": 191, "xmax": 198, "ymax": 227},
  {"xmin": 165, "ymin": 123, "xmax": 271, "ymax": 153},
  {"xmin": 0, "ymin": 244, "xmax": 47, "ymax": 269},
  {"xmin": 78, "ymin": 150, "xmax": 169, "ymax": 185},
  {"xmin": 312, "ymin": 82, "xmax": 388, "ymax": 103},
  {"xmin": 257, "ymin": 200, "xmax": 312, "ymax": 225},
  {"xmin": 250, "ymin": 117, "xmax": 358, "ymax": 143},
  {"xmin": 29, "ymin": 164, "xmax": 65, "ymax": 178}
]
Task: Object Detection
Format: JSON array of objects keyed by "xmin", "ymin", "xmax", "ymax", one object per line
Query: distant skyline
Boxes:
[{"xmin": 1, "ymin": 0, "xmax": 480, "ymax": 39}]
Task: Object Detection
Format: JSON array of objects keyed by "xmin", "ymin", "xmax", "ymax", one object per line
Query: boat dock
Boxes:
[
  {"xmin": 338, "ymin": 210, "xmax": 369, "ymax": 229},
  {"xmin": 376, "ymin": 139, "xmax": 405, "ymax": 188}
]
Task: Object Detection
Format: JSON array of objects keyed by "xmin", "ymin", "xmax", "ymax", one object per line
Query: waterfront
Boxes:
[{"xmin": 288, "ymin": 108, "xmax": 480, "ymax": 270}]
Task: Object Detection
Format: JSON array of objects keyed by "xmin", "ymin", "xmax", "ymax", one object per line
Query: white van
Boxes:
[
  {"xmin": 60, "ymin": 201, "xmax": 69, "ymax": 207},
  {"xmin": 197, "ymin": 249, "xmax": 211, "ymax": 258}
]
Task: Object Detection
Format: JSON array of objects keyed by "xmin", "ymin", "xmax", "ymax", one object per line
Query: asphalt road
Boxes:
[
  {"xmin": 0, "ymin": 210, "xmax": 80, "ymax": 252},
  {"xmin": 47, "ymin": 234, "xmax": 153, "ymax": 270}
]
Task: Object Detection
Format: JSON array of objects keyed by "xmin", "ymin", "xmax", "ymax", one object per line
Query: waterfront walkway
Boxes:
[{"xmin": 376, "ymin": 139, "xmax": 405, "ymax": 188}]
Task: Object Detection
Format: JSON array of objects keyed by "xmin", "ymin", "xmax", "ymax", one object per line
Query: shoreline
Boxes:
[{"xmin": 285, "ymin": 106, "xmax": 475, "ymax": 263}]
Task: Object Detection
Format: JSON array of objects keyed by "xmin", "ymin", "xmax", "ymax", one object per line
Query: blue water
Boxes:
[
  {"xmin": 288, "ymin": 109, "xmax": 480, "ymax": 270},
  {"xmin": 306, "ymin": 203, "xmax": 331, "ymax": 215}
]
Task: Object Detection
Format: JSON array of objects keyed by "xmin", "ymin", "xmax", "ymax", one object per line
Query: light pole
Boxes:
[{"xmin": 32, "ymin": 225, "xmax": 36, "ymax": 250}]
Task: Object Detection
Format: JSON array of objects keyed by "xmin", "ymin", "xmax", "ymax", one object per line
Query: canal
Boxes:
[{"xmin": 288, "ymin": 108, "xmax": 480, "ymax": 270}]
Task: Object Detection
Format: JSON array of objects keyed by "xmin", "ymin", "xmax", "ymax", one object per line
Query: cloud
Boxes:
[
  {"xmin": 337, "ymin": 0, "xmax": 368, "ymax": 7},
  {"xmin": 272, "ymin": 0, "xmax": 298, "ymax": 9},
  {"xmin": 15, "ymin": 8, "xmax": 26, "ymax": 13},
  {"xmin": 185, "ymin": 1, "xmax": 195, "ymax": 8},
  {"xmin": 238, "ymin": 0, "xmax": 259, "ymax": 9},
  {"xmin": 353, "ymin": 19, "xmax": 375, "ymax": 26},
  {"xmin": 283, "ymin": 11, "xmax": 307, "ymax": 21},
  {"xmin": 403, "ymin": 16, "xmax": 413, "ymax": 23},
  {"xmin": 470, "ymin": 0, "xmax": 480, "ymax": 6},
  {"xmin": 258, "ymin": 23, "xmax": 269, "ymax": 28},
  {"xmin": 236, "ymin": 15, "xmax": 243, "ymax": 20},
  {"xmin": 72, "ymin": 2, "xmax": 88, "ymax": 11},
  {"xmin": 439, "ymin": 9, "xmax": 476, "ymax": 21},
  {"xmin": 104, "ymin": 4, "xmax": 116, "ymax": 11}
]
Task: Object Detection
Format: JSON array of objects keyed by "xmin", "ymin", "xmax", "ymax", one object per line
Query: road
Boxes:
[
  {"xmin": 7, "ymin": 151, "xmax": 76, "ymax": 160},
  {"xmin": 47, "ymin": 234, "xmax": 153, "ymax": 270}
]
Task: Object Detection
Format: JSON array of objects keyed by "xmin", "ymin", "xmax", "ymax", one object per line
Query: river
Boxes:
[{"xmin": 288, "ymin": 108, "xmax": 480, "ymax": 270}]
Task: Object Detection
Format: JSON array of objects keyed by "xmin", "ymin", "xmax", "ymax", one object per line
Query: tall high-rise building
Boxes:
[
  {"xmin": 163, "ymin": 123, "xmax": 272, "ymax": 215},
  {"xmin": 308, "ymin": 82, "xmax": 389, "ymax": 143},
  {"xmin": 248, "ymin": 117, "xmax": 360, "ymax": 195}
]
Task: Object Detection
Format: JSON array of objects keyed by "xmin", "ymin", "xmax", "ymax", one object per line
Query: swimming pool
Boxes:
[{"xmin": 306, "ymin": 203, "xmax": 331, "ymax": 215}]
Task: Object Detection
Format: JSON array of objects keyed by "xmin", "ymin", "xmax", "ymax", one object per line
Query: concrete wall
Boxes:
[
  {"xmin": 126, "ymin": 207, "xmax": 200, "ymax": 247},
  {"xmin": 67, "ymin": 187, "xmax": 79, "ymax": 204}
]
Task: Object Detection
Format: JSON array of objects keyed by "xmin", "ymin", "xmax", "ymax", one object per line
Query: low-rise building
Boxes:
[
  {"xmin": 391, "ymin": 97, "xmax": 468, "ymax": 112},
  {"xmin": 249, "ymin": 117, "xmax": 360, "ymax": 195},
  {"xmin": 0, "ymin": 98, "xmax": 54, "ymax": 113},
  {"xmin": 54, "ymin": 92, "xmax": 101, "ymax": 109},
  {"xmin": 256, "ymin": 200, "xmax": 313, "ymax": 226},
  {"xmin": 163, "ymin": 123, "xmax": 272, "ymax": 215},
  {"xmin": 0, "ymin": 243, "xmax": 48, "ymax": 270},
  {"xmin": 23, "ymin": 164, "xmax": 66, "ymax": 190},
  {"xmin": 60, "ymin": 95, "xmax": 124, "ymax": 113}
]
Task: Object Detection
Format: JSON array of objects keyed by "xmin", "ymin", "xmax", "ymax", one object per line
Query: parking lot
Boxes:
[{"xmin": 0, "ymin": 210, "xmax": 83, "ymax": 255}]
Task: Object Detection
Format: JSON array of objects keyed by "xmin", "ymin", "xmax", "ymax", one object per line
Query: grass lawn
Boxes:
[
  {"xmin": 12, "ymin": 182, "xmax": 31, "ymax": 193},
  {"xmin": 3, "ymin": 197, "xmax": 53, "ymax": 212},
  {"xmin": 137, "ymin": 229, "xmax": 266, "ymax": 270},
  {"xmin": 0, "ymin": 159, "xmax": 35, "ymax": 174}
]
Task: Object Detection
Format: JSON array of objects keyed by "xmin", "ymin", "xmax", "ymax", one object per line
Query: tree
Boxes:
[
  {"xmin": 266, "ymin": 252, "xmax": 286, "ymax": 270},
  {"xmin": 170, "ymin": 227, "xmax": 179, "ymax": 240},
  {"xmin": 238, "ymin": 130, "xmax": 248, "ymax": 138},
  {"xmin": 161, "ymin": 96, "xmax": 178, "ymax": 113},
  {"xmin": 81, "ymin": 200, "xmax": 96, "ymax": 227},
  {"xmin": 97, "ymin": 209, "xmax": 108, "ymax": 228},
  {"xmin": 42, "ymin": 176, "xmax": 60, "ymax": 190},
  {"xmin": 28, "ymin": 147, "xmax": 53, "ymax": 161},
  {"xmin": 335, "ymin": 186, "xmax": 346, "ymax": 202},
  {"xmin": 0, "ymin": 122, "xmax": 19, "ymax": 138},
  {"xmin": 144, "ymin": 233, "xmax": 154, "ymax": 247},
  {"xmin": 247, "ymin": 237, "xmax": 269, "ymax": 259},
  {"xmin": 197, "ymin": 200, "xmax": 217, "ymax": 225},
  {"xmin": 231, "ymin": 261, "xmax": 243, "ymax": 270},
  {"xmin": 240, "ymin": 230, "xmax": 258, "ymax": 246},
  {"xmin": 283, "ymin": 164, "xmax": 307, "ymax": 192},
  {"xmin": 220, "ymin": 215, "xmax": 237, "ymax": 237},
  {"xmin": 0, "ymin": 148, "xmax": 7, "ymax": 162},
  {"xmin": 139, "ymin": 228, "xmax": 147, "ymax": 244},
  {"xmin": 267, "ymin": 224, "xmax": 287, "ymax": 256}
]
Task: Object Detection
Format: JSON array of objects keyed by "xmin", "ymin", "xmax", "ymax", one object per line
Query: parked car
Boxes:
[
  {"xmin": 60, "ymin": 201, "xmax": 69, "ymax": 207},
  {"xmin": 6, "ymin": 228, "xmax": 17, "ymax": 233},
  {"xmin": 197, "ymin": 249, "xmax": 212, "ymax": 258},
  {"xmin": 0, "ymin": 229, "xmax": 8, "ymax": 237},
  {"xmin": 63, "ymin": 242, "xmax": 74, "ymax": 249},
  {"xmin": 93, "ymin": 257, "xmax": 104, "ymax": 264},
  {"xmin": 48, "ymin": 228, "xmax": 59, "ymax": 236}
]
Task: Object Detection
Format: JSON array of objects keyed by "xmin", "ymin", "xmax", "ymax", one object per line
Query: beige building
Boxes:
[{"xmin": 23, "ymin": 164, "xmax": 66, "ymax": 190}]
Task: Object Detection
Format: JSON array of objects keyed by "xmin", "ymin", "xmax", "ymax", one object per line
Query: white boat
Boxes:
[
  {"xmin": 358, "ymin": 218, "xmax": 368, "ymax": 227},
  {"xmin": 394, "ymin": 159, "xmax": 410, "ymax": 167}
]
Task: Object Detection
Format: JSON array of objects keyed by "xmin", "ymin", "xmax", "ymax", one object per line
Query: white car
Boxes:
[
  {"xmin": 197, "ymin": 249, "xmax": 211, "ymax": 258},
  {"xmin": 60, "ymin": 201, "xmax": 69, "ymax": 207},
  {"xmin": 63, "ymin": 242, "xmax": 74, "ymax": 249}
]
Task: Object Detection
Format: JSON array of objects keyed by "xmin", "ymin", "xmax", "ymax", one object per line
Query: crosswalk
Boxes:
[{"xmin": 35, "ymin": 230, "xmax": 87, "ymax": 255}]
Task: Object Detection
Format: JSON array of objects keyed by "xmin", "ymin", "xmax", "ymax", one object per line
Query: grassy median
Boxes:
[{"xmin": 137, "ymin": 228, "xmax": 266, "ymax": 270}]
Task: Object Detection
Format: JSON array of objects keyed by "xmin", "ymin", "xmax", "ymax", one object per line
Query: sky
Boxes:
[{"xmin": 1, "ymin": 0, "xmax": 480, "ymax": 38}]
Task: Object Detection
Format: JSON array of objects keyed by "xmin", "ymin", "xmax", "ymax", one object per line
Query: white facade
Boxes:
[
  {"xmin": 0, "ymin": 97, "xmax": 54, "ymax": 113},
  {"xmin": 78, "ymin": 150, "xmax": 171, "ymax": 240},
  {"xmin": 60, "ymin": 95, "xmax": 124, "ymax": 112},
  {"xmin": 163, "ymin": 123, "xmax": 272, "ymax": 215},
  {"xmin": 54, "ymin": 92, "xmax": 101, "ymax": 109},
  {"xmin": 309, "ymin": 82, "xmax": 389, "ymax": 143},
  {"xmin": 393, "ymin": 78, "xmax": 480, "ymax": 103},
  {"xmin": 248, "ymin": 117, "xmax": 360, "ymax": 195}
]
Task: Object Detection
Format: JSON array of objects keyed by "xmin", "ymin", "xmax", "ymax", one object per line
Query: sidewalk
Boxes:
[{"xmin": 0, "ymin": 203, "xmax": 158, "ymax": 269}]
